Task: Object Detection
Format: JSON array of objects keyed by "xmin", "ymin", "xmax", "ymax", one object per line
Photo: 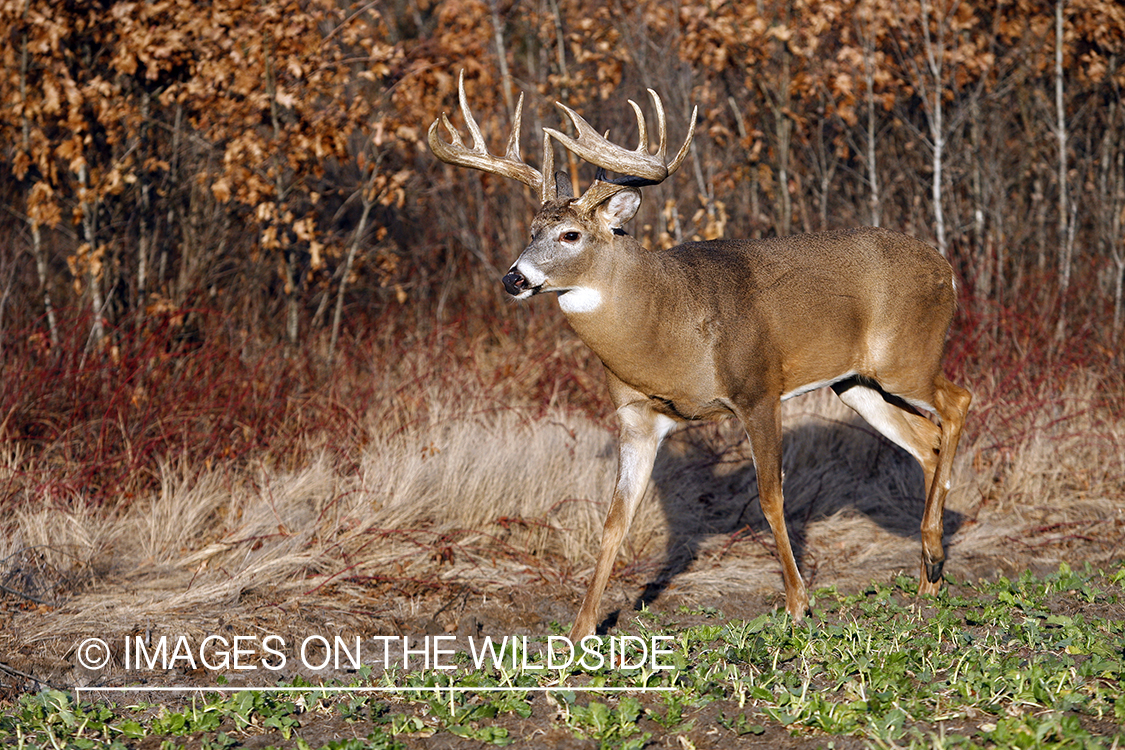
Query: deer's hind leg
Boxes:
[
  {"xmin": 919, "ymin": 375, "xmax": 971, "ymax": 592},
  {"xmin": 832, "ymin": 376, "xmax": 969, "ymax": 594}
]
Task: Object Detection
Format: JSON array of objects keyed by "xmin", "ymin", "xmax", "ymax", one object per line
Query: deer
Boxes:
[{"xmin": 428, "ymin": 72, "xmax": 972, "ymax": 642}]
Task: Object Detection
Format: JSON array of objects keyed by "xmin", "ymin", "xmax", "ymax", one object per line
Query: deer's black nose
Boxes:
[{"xmin": 502, "ymin": 270, "xmax": 528, "ymax": 296}]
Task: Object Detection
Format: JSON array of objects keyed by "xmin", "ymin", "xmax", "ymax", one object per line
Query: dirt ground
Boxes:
[
  {"xmin": 3, "ymin": 389, "xmax": 1124, "ymax": 745},
  {"xmin": 2, "ymin": 510, "xmax": 1122, "ymax": 747}
]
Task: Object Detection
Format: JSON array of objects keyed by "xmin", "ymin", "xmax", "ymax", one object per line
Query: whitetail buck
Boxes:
[{"xmin": 429, "ymin": 72, "xmax": 972, "ymax": 641}]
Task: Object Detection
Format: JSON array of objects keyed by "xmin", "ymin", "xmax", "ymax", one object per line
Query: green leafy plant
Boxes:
[{"xmin": 1, "ymin": 564, "xmax": 1122, "ymax": 748}]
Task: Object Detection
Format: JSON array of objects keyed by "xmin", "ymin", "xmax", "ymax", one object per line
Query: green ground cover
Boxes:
[{"xmin": 4, "ymin": 562, "xmax": 1123, "ymax": 749}]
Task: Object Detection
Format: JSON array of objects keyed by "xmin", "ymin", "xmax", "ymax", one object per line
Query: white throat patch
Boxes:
[{"xmin": 557, "ymin": 286, "xmax": 603, "ymax": 314}]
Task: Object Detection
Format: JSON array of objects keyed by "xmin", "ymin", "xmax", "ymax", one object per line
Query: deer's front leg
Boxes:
[
  {"xmin": 737, "ymin": 396, "xmax": 809, "ymax": 620},
  {"xmin": 569, "ymin": 402, "xmax": 677, "ymax": 641}
]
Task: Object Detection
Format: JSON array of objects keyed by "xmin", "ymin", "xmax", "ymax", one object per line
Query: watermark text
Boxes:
[{"xmin": 76, "ymin": 633, "xmax": 677, "ymax": 675}]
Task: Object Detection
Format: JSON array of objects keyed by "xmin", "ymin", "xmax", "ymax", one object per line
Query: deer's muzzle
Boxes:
[{"xmin": 502, "ymin": 270, "xmax": 531, "ymax": 296}]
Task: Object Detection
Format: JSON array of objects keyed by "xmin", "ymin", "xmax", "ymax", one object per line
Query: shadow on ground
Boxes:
[{"xmin": 616, "ymin": 413, "xmax": 965, "ymax": 625}]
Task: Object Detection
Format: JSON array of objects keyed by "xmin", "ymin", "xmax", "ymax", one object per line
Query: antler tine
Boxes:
[
  {"xmin": 545, "ymin": 89, "xmax": 695, "ymax": 187},
  {"xmin": 457, "ymin": 71, "xmax": 488, "ymax": 154},
  {"xmin": 627, "ymin": 99, "xmax": 648, "ymax": 157},
  {"xmin": 666, "ymin": 102, "xmax": 693, "ymax": 174},
  {"xmin": 540, "ymin": 129, "xmax": 556, "ymax": 204},
  {"xmin": 503, "ymin": 90, "xmax": 525, "ymax": 162},
  {"xmin": 646, "ymin": 89, "xmax": 667, "ymax": 161},
  {"xmin": 428, "ymin": 70, "xmax": 551, "ymax": 199}
]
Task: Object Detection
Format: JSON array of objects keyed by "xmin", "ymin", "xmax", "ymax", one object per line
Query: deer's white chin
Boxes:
[{"xmin": 557, "ymin": 286, "xmax": 603, "ymax": 314}]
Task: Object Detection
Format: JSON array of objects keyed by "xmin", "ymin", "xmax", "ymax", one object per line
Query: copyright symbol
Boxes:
[{"xmin": 76, "ymin": 638, "xmax": 111, "ymax": 670}]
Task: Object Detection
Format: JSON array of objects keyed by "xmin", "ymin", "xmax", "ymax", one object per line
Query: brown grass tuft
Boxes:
[{"xmin": 1, "ymin": 298, "xmax": 1123, "ymax": 682}]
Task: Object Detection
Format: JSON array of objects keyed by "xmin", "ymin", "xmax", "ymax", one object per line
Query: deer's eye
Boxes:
[{"xmin": 560, "ymin": 231, "xmax": 581, "ymax": 243}]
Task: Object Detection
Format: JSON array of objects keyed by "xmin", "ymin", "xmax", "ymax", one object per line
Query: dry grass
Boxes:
[
  {"xmin": 1, "ymin": 289, "xmax": 1123, "ymax": 689},
  {"xmin": 3, "ymin": 362, "xmax": 1121, "ymax": 678}
]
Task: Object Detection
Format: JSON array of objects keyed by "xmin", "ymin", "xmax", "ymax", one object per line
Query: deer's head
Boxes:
[{"xmin": 428, "ymin": 72, "xmax": 696, "ymax": 307}]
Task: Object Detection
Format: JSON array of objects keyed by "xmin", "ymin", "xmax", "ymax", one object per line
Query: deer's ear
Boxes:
[
  {"xmin": 554, "ymin": 171, "xmax": 574, "ymax": 199},
  {"xmin": 597, "ymin": 188, "xmax": 641, "ymax": 231}
]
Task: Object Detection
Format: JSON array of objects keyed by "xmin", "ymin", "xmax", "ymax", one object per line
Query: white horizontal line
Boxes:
[{"xmin": 79, "ymin": 686, "xmax": 676, "ymax": 693}]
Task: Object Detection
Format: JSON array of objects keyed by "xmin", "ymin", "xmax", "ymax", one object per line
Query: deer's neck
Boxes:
[
  {"xmin": 556, "ymin": 240, "xmax": 720, "ymax": 404},
  {"xmin": 555, "ymin": 236, "xmax": 647, "ymax": 340}
]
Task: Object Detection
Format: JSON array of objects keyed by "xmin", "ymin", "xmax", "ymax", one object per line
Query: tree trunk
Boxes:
[
  {"xmin": 136, "ymin": 89, "xmax": 152, "ymax": 323},
  {"xmin": 862, "ymin": 26, "xmax": 880, "ymax": 227},
  {"xmin": 1113, "ymin": 250, "xmax": 1125, "ymax": 350},
  {"xmin": 920, "ymin": 0, "xmax": 947, "ymax": 256},
  {"xmin": 330, "ymin": 166, "xmax": 379, "ymax": 366},
  {"xmin": 79, "ymin": 162, "xmax": 105, "ymax": 352},
  {"xmin": 20, "ymin": 21, "xmax": 58, "ymax": 346},
  {"xmin": 970, "ymin": 96, "xmax": 988, "ymax": 297},
  {"xmin": 266, "ymin": 46, "xmax": 300, "ymax": 348},
  {"xmin": 1054, "ymin": 0, "xmax": 1073, "ymax": 341}
]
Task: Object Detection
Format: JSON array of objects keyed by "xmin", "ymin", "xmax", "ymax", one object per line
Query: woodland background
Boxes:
[{"xmin": 0, "ymin": 0, "xmax": 1122, "ymax": 623}]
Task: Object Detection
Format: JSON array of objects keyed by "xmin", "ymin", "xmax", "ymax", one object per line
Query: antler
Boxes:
[
  {"xmin": 545, "ymin": 89, "xmax": 697, "ymax": 188},
  {"xmin": 428, "ymin": 71, "xmax": 697, "ymax": 208},
  {"xmin": 428, "ymin": 71, "xmax": 556, "ymax": 204}
]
